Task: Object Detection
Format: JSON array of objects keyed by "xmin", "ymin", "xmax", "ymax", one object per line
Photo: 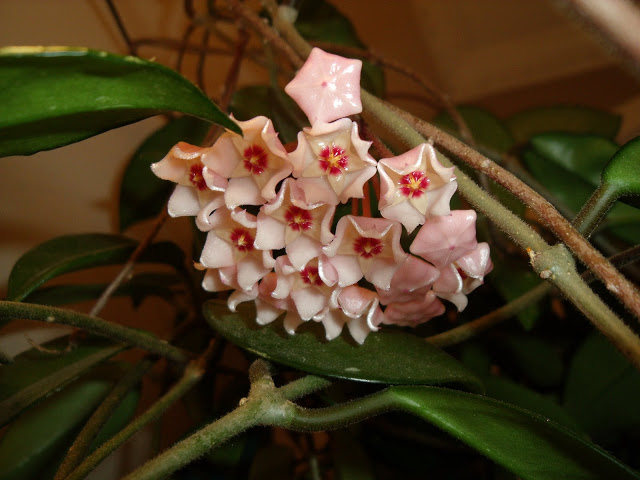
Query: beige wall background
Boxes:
[{"xmin": 1, "ymin": 0, "xmax": 639, "ymax": 294}]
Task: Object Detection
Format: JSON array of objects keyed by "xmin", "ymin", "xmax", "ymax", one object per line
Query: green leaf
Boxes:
[
  {"xmin": 530, "ymin": 133, "xmax": 618, "ymax": 186},
  {"xmin": 0, "ymin": 364, "xmax": 124, "ymax": 480},
  {"xmin": 0, "ymin": 336, "xmax": 122, "ymax": 427},
  {"xmin": 0, "ymin": 46, "xmax": 239, "ymax": 157},
  {"xmin": 432, "ymin": 106, "xmax": 515, "ymax": 155},
  {"xmin": 89, "ymin": 387, "xmax": 140, "ymax": 451},
  {"xmin": 507, "ymin": 106, "xmax": 620, "ymax": 144},
  {"xmin": 6, "ymin": 234, "xmax": 185, "ymax": 302},
  {"xmin": 391, "ymin": 386, "xmax": 639, "ymax": 480},
  {"xmin": 602, "ymin": 136, "xmax": 640, "ymax": 199},
  {"xmin": 295, "ymin": 1, "xmax": 385, "ymax": 97},
  {"xmin": 119, "ymin": 116, "xmax": 211, "ymax": 231},
  {"xmin": 203, "ymin": 300, "xmax": 483, "ymax": 392},
  {"xmin": 524, "ymin": 137, "xmax": 640, "ymax": 243},
  {"xmin": 564, "ymin": 333, "xmax": 640, "ymax": 436},
  {"xmin": 230, "ymin": 85, "xmax": 308, "ymax": 144}
]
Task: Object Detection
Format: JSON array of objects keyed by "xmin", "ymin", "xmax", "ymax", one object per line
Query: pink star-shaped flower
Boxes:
[
  {"xmin": 378, "ymin": 143, "xmax": 457, "ymax": 233},
  {"xmin": 376, "ymin": 255, "xmax": 440, "ymax": 305},
  {"xmin": 255, "ymin": 178, "xmax": 336, "ymax": 269},
  {"xmin": 285, "ymin": 47, "xmax": 363, "ymax": 125},
  {"xmin": 198, "ymin": 206, "xmax": 275, "ymax": 291},
  {"xmin": 150, "ymin": 142, "xmax": 226, "ymax": 217},
  {"xmin": 202, "ymin": 116, "xmax": 292, "ymax": 208},
  {"xmin": 323, "ymin": 215, "xmax": 407, "ymax": 290},
  {"xmin": 288, "ymin": 119, "xmax": 377, "ymax": 204},
  {"xmin": 382, "ymin": 291, "xmax": 446, "ymax": 328},
  {"xmin": 410, "ymin": 210, "xmax": 478, "ymax": 270}
]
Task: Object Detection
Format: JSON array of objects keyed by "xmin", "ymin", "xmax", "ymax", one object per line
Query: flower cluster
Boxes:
[{"xmin": 151, "ymin": 48, "xmax": 491, "ymax": 343}]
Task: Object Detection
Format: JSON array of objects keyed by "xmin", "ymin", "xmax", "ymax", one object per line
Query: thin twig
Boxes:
[
  {"xmin": 196, "ymin": 29, "xmax": 211, "ymax": 90},
  {"xmin": 89, "ymin": 209, "xmax": 169, "ymax": 317},
  {"xmin": 177, "ymin": 23, "xmax": 198, "ymax": 73},
  {"xmin": 105, "ymin": 0, "xmax": 136, "ymax": 55}
]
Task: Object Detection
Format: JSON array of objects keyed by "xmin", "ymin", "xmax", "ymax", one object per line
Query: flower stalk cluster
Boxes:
[{"xmin": 151, "ymin": 48, "xmax": 491, "ymax": 343}]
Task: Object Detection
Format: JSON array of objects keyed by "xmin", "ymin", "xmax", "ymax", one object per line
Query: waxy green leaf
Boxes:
[
  {"xmin": 203, "ymin": 300, "xmax": 483, "ymax": 392},
  {"xmin": 602, "ymin": 136, "xmax": 640, "ymax": 199},
  {"xmin": 0, "ymin": 46, "xmax": 239, "ymax": 157},
  {"xmin": 119, "ymin": 116, "xmax": 211, "ymax": 231},
  {"xmin": 0, "ymin": 336, "xmax": 123, "ymax": 427},
  {"xmin": 507, "ymin": 106, "xmax": 620, "ymax": 143},
  {"xmin": 390, "ymin": 386, "xmax": 639, "ymax": 480},
  {"xmin": 6, "ymin": 234, "xmax": 185, "ymax": 302}
]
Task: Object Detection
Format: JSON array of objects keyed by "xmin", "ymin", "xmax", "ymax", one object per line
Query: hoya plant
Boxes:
[{"xmin": 1, "ymin": 1, "xmax": 640, "ymax": 479}]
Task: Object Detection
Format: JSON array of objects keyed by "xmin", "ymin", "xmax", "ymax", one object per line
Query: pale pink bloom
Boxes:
[
  {"xmin": 254, "ymin": 273, "xmax": 303, "ymax": 332},
  {"xmin": 255, "ymin": 179, "xmax": 336, "ymax": 269},
  {"xmin": 382, "ymin": 291, "xmax": 446, "ymax": 327},
  {"xmin": 323, "ymin": 215, "xmax": 407, "ymax": 290},
  {"xmin": 376, "ymin": 255, "xmax": 440, "ymax": 305},
  {"xmin": 271, "ymin": 255, "xmax": 338, "ymax": 321},
  {"xmin": 284, "ymin": 47, "xmax": 362, "ymax": 125},
  {"xmin": 289, "ymin": 119, "xmax": 377, "ymax": 204},
  {"xmin": 202, "ymin": 116, "xmax": 292, "ymax": 207},
  {"xmin": 150, "ymin": 142, "xmax": 226, "ymax": 217},
  {"xmin": 410, "ymin": 210, "xmax": 478, "ymax": 270},
  {"xmin": 316, "ymin": 286, "xmax": 384, "ymax": 344},
  {"xmin": 198, "ymin": 206, "xmax": 275, "ymax": 292},
  {"xmin": 378, "ymin": 143, "xmax": 457, "ymax": 232},
  {"xmin": 431, "ymin": 242, "xmax": 493, "ymax": 311}
]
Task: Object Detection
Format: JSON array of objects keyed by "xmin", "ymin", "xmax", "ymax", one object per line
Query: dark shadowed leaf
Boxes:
[
  {"xmin": 203, "ymin": 300, "xmax": 483, "ymax": 392},
  {"xmin": 0, "ymin": 362, "xmax": 130, "ymax": 480},
  {"xmin": 0, "ymin": 46, "xmax": 239, "ymax": 157},
  {"xmin": 0, "ymin": 336, "xmax": 122, "ymax": 427},
  {"xmin": 433, "ymin": 106, "xmax": 515, "ymax": 155},
  {"xmin": 391, "ymin": 386, "xmax": 639, "ymax": 480},
  {"xmin": 564, "ymin": 333, "xmax": 640, "ymax": 436},
  {"xmin": 507, "ymin": 106, "xmax": 620, "ymax": 143},
  {"xmin": 6, "ymin": 234, "xmax": 185, "ymax": 302},
  {"xmin": 119, "ymin": 116, "xmax": 211, "ymax": 231}
]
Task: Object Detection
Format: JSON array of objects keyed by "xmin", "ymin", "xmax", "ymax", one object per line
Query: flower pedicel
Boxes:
[{"xmin": 151, "ymin": 48, "xmax": 491, "ymax": 344}]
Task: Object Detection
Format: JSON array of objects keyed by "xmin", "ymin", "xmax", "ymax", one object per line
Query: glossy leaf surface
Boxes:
[
  {"xmin": 204, "ymin": 300, "xmax": 483, "ymax": 392},
  {"xmin": 602, "ymin": 136, "xmax": 640, "ymax": 198},
  {"xmin": 0, "ymin": 46, "xmax": 239, "ymax": 157},
  {"xmin": 119, "ymin": 116, "xmax": 211, "ymax": 231},
  {"xmin": 507, "ymin": 106, "xmax": 620, "ymax": 143},
  {"xmin": 391, "ymin": 386, "xmax": 639, "ymax": 480},
  {"xmin": 6, "ymin": 234, "xmax": 185, "ymax": 302},
  {"xmin": 0, "ymin": 336, "xmax": 122, "ymax": 427}
]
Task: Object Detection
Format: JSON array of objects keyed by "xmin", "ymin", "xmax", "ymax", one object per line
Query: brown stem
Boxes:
[{"xmin": 105, "ymin": 0, "xmax": 136, "ymax": 56}]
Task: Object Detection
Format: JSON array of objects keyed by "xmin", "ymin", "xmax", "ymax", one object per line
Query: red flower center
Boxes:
[
  {"xmin": 353, "ymin": 236, "xmax": 383, "ymax": 258},
  {"xmin": 243, "ymin": 145, "xmax": 268, "ymax": 174},
  {"xmin": 230, "ymin": 228, "xmax": 255, "ymax": 252},
  {"xmin": 399, "ymin": 171, "xmax": 429, "ymax": 198},
  {"xmin": 300, "ymin": 266, "xmax": 323, "ymax": 286},
  {"xmin": 189, "ymin": 163, "xmax": 207, "ymax": 191},
  {"xmin": 284, "ymin": 206, "xmax": 313, "ymax": 231},
  {"xmin": 319, "ymin": 145, "xmax": 348, "ymax": 175}
]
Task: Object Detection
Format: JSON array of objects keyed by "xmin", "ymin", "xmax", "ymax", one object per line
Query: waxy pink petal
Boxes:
[
  {"xmin": 202, "ymin": 116, "xmax": 292, "ymax": 207},
  {"xmin": 151, "ymin": 142, "xmax": 226, "ymax": 217},
  {"xmin": 410, "ymin": 210, "xmax": 478, "ymax": 270},
  {"xmin": 324, "ymin": 215, "xmax": 407, "ymax": 289},
  {"xmin": 376, "ymin": 255, "xmax": 440, "ymax": 305},
  {"xmin": 289, "ymin": 119, "xmax": 376, "ymax": 204},
  {"xmin": 285, "ymin": 47, "xmax": 362, "ymax": 125},
  {"xmin": 378, "ymin": 143, "xmax": 457, "ymax": 232},
  {"xmin": 383, "ymin": 291, "xmax": 446, "ymax": 327}
]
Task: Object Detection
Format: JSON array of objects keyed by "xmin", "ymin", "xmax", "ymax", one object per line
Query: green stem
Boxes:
[
  {"xmin": 573, "ymin": 183, "xmax": 619, "ymax": 239},
  {"xmin": 279, "ymin": 375, "xmax": 333, "ymax": 401},
  {"xmin": 63, "ymin": 360, "xmax": 204, "ymax": 480},
  {"xmin": 0, "ymin": 301, "xmax": 191, "ymax": 364},
  {"xmin": 54, "ymin": 358, "xmax": 155, "ymax": 480}
]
